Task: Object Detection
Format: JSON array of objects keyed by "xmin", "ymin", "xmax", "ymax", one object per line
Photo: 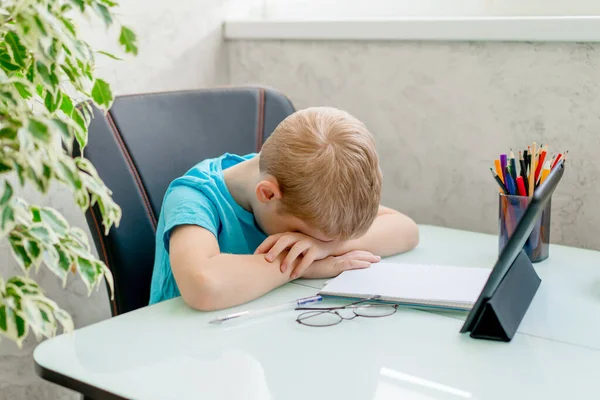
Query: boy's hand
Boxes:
[
  {"xmin": 255, "ymin": 232, "xmax": 339, "ymax": 278},
  {"xmin": 300, "ymin": 250, "xmax": 381, "ymax": 279}
]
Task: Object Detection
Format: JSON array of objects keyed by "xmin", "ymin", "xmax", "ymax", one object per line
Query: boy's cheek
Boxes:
[
  {"xmin": 262, "ymin": 222, "xmax": 286, "ymax": 236},
  {"xmin": 261, "ymin": 218, "xmax": 297, "ymax": 237},
  {"xmin": 256, "ymin": 219, "xmax": 289, "ymax": 237}
]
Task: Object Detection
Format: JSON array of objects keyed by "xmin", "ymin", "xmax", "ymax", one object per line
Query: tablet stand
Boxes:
[{"xmin": 468, "ymin": 250, "xmax": 541, "ymax": 342}]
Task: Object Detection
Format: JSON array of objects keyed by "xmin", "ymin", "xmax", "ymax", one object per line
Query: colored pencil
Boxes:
[
  {"xmin": 518, "ymin": 151, "xmax": 528, "ymax": 196},
  {"xmin": 504, "ymin": 166, "xmax": 516, "ymax": 195},
  {"xmin": 509, "ymin": 150, "xmax": 517, "ymax": 181},
  {"xmin": 500, "ymin": 154, "xmax": 507, "ymax": 185},
  {"xmin": 492, "ymin": 144, "xmax": 567, "ymax": 197},
  {"xmin": 551, "ymin": 153, "xmax": 563, "ymax": 169},
  {"xmin": 516, "ymin": 176, "xmax": 527, "ymax": 196},
  {"xmin": 490, "ymin": 168, "xmax": 509, "ymax": 194},
  {"xmin": 494, "ymin": 159, "xmax": 504, "ymax": 183},
  {"xmin": 518, "ymin": 151, "xmax": 525, "ymax": 173},
  {"xmin": 534, "ymin": 144, "xmax": 547, "ymax": 183},
  {"xmin": 529, "ymin": 142, "xmax": 537, "ymax": 196},
  {"xmin": 540, "ymin": 165, "xmax": 551, "ymax": 185}
]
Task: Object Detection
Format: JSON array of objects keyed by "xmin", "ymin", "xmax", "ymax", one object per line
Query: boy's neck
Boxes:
[{"xmin": 223, "ymin": 156, "xmax": 260, "ymax": 213}]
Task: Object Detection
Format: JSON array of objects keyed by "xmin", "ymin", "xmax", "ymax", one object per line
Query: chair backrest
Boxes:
[{"xmin": 82, "ymin": 87, "xmax": 295, "ymax": 315}]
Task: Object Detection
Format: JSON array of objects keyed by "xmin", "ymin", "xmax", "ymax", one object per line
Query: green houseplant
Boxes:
[{"xmin": 0, "ymin": 0, "xmax": 136, "ymax": 347}]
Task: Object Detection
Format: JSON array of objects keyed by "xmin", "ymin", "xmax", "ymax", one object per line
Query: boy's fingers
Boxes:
[
  {"xmin": 265, "ymin": 235, "xmax": 298, "ymax": 262},
  {"xmin": 338, "ymin": 250, "xmax": 366, "ymax": 259},
  {"xmin": 340, "ymin": 259, "xmax": 372, "ymax": 271},
  {"xmin": 290, "ymin": 248, "xmax": 317, "ymax": 279},
  {"xmin": 339, "ymin": 250, "xmax": 380, "ymax": 263},
  {"xmin": 254, "ymin": 234, "xmax": 281, "ymax": 255},
  {"xmin": 281, "ymin": 240, "xmax": 311, "ymax": 273},
  {"xmin": 359, "ymin": 252, "xmax": 381, "ymax": 263}
]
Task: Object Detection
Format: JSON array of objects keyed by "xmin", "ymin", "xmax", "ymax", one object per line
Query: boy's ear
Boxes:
[{"xmin": 255, "ymin": 177, "xmax": 282, "ymax": 204}]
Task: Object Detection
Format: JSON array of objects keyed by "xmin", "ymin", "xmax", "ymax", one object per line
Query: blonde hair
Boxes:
[{"xmin": 259, "ymin": 107, "xmax": 382, "ymax": 240}]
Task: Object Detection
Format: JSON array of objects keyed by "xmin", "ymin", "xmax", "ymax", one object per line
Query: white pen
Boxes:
[{"xmin": 208, "ymin": 295, "xmax": 323, "ymax": 324}]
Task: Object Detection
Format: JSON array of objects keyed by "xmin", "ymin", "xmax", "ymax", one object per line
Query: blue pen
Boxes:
[{"xmin": 208, "ymin": 295, "xmax": 323, "ymax": 324}]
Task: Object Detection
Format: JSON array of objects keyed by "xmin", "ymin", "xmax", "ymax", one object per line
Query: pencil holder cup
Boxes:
[{"xmin": 498, "ymin": 194, "xmax": 551, "ymax": 263}]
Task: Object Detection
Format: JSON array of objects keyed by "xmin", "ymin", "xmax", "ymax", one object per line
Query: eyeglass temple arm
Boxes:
[{"xmin": 296, "ymin": 297, "xmax": 381, "ymax": 311}]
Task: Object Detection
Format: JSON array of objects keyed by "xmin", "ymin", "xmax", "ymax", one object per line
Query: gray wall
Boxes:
[
  {"xmin": 0, "ymin": 1, "xmax": 257, "ymax": 398},
  {"xmin": 228, "ymin": 39, "xmax": 600, "ymax": 251}
]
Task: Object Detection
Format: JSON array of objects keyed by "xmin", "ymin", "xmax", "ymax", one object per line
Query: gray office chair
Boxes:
[{"xmin": 80, "ymin": 87, "xmax": 296, "ymax": 316}]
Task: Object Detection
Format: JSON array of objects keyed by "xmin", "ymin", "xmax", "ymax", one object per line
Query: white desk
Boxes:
[{"xmin": 34, "ymin": 225, "xmax": 600, "ymax": 400}]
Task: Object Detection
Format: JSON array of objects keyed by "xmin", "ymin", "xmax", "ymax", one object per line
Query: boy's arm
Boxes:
[
  {"xmin": 169, "ymin": 225, "xmax": 379, "ymax": 311},
  {"xmin": 170, "ymin": 225, "xmax": 295, "ymax": 311},
  {"xmin": 334, "ymin": 205, "xmax": 419, "ymax": 257},
  {"xmin": 256, "ymin": 206, "xmax": 418, "ymax": 278}
]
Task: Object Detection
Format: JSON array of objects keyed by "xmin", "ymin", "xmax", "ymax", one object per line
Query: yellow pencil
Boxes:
[
  {"xmin": 529, "ymin": 142, "xmax": 537, "ymax": 195},
  {"xmin": 494, "ymin": 159, "xmax": 504, "ymax": 183},
  {"xmin": 540, "ymin": 167, "xmax": 551, "ymax": 185}
]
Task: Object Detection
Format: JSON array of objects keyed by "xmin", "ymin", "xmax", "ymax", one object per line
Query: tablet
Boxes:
[{"xmin": 460, "ymin": 159, "xmax": 565, "ymax": 334}]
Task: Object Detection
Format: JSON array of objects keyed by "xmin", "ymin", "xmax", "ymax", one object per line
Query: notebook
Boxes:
[{"xmin": 319, "ymin": 261, "xmax": 492, "ymax": 311}]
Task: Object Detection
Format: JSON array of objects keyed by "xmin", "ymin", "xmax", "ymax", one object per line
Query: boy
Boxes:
[{"xmin": 149, "ymin": 107, "xmax": 419, "ymax": 311}]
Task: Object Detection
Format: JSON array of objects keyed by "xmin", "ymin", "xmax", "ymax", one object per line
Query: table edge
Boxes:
[{"xmin": 34, "ymin": 359, "xmax": 127, "ymax": 400}]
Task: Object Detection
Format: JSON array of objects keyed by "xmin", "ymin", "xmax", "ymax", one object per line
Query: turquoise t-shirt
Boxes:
[{"xmin": 149, "ymin": 153, "xmax": 267, "ymax": 304}]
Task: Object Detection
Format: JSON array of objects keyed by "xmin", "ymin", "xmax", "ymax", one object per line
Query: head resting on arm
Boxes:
[{"xmin": 254, "ymin": 107, "xmax": 383, "ymax": 241}]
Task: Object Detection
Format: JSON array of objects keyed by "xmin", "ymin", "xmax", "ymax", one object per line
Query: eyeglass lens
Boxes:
[{"xmin": 297, "ymin": 311, "xmax": 343, "ymax": 327}]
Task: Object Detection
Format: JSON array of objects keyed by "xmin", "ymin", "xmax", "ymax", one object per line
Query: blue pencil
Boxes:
[{"xmin": 504, "ymin": 166, "xmax": 516, "ymax": 195}]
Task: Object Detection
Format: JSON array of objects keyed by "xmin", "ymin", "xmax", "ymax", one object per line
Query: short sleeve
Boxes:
[{"xmin": 162, "ymin": 179, "xmax": 221, "ymax": 252}]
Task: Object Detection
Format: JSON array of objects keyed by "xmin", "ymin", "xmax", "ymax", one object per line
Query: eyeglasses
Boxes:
[{"xmin": 295, "ymin": 296, "xmax": 398, "ymax": 327}]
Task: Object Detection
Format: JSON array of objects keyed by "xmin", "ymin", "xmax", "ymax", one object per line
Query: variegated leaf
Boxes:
[
  {"xmin": 29, "ymin": 223, "xmax": 59, "ymax": 245},
  {"xmin": 96, "ymin": 260, "xmax": 114, "ymax": 300},
  {"xmin": 0, "ymin": 305, "xmax": 28, "ymax": 348},
  {"xmin": 0, "ymin": 181, "xmax": 12, "ymax": 206},
  {"xmin": 0, "ymin": 206, "xmax": 15, "ymax": 235},
  {"xmin": 76, "ymin": 256, "xmax": 99, "ymax": 295},
  {"xmin": 23, "ymin": 238, "xmax": 42, "ymax": 270},
  {"xmin": 40, "ymin": 207, "xmax": 69, "ymax": 237},
  {"xmin": 42, "ymin": 245, "xmax": 67, "ymax": 282},
  {"xmin": 8, "ymin": 235, "xmax": 33, "ymax": 274},
  {"xmin": 53, "ymin": 307, "xmax": 73, "ymax": 333},
  {"xmin": 69, "ymin": 226, "xmax": 90, "ymax": 249},
  {"xmin": 53, "ymin": 244, "xmax": 72, "ymax": 286}
]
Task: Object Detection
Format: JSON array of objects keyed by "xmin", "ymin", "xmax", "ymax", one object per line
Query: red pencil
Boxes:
[
  {"xmin": 551, "ymin": 153, "xmax": 563, "ymax": 169},
  {"xmin": 534, "ymin": 145, "xmax": 547, "ymax": 182},
  {"xmin": 516, "ymin": 176, "xmax": 527, "ymax": 196}
]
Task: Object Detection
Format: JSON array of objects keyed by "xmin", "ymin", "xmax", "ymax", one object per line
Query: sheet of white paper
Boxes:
[{"xmin": 320, "ymin": 262, "xmax": 492, "ymax": 305}]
